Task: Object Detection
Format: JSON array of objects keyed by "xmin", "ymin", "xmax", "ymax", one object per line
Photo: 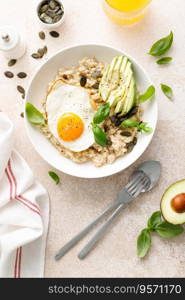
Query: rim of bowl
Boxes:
[{"xmin": 24, "ymin": 43, "xmax": 158, "ymax": 178}]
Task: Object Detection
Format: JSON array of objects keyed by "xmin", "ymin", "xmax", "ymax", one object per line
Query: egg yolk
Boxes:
[{"xmin": 57, "ymin": 113, "xmax": 84, "ymax": 141}]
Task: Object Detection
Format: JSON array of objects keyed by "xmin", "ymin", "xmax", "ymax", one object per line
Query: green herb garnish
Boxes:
[
  {"xmin": 137, "ymin": 211, "xmax": 184, "ymax": 258},
  {"xmin": 93, "ymin": 103, "xmax": 110, "ymax": 124},
  {"xmin": 48, "ymin": 171, "xmax": 60, "ymax": 184},
  {"xmin": 26, "ymin": 102, "xmax": 45, "ymax": 125},
  {"xmin": 149, "ymin": 31, "xmax": 173, "ymax": 57},
  {"xmin": 161, "ymin": 84, "xmax": 173, "ymax": 100},
  {"xmin": 121, "ymin": 119, "xmax": 152, "ymax": 133},
  {"xmin": 156, "ymin": 57, "xmax": 172, "ymax": 65},
  {"xmin": 138, "ymin": 85, "xmax": 155, "ymax": 103},
  {"xmin": 137, "ymin": 229, "xmax": 151, "ymax": 258},
  {"xmin": 92, "ymin": 123, "xmax": 108, "ymax": 147}
]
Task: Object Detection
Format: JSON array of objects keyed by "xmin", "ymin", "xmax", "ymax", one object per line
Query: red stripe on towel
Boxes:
[
  {"xmin": 18, "ymin": 195, "xmax": 41, "ymax": 213},
  {"xmin": 7, "ymin": 160, "xmax": 41, "ymax": 215},
  {"xmin": 5, "ymin": 168, "xmax": 13, "ymax": 200},
  {"xmin": 8, "ymin": 160, "xmax": 17, "ymax": 196},
  {"xmin": 15, "ymin": 196, "xmax": 41, "ymax": 215},
  {"xmin": 14, "ymin": 247, "xmax": 22, "ymax": 278}
]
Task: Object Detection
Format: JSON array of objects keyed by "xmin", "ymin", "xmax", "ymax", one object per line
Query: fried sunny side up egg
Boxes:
[{"xmin": 46, "ymin": 81, "xmax": 95, "ymax": 152}]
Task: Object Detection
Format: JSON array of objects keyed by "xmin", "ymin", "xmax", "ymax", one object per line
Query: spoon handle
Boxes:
[
  {"xmin": 55, "ymin": 199, "xmax": 122, "ymax": 261},
  {"xmin": 78, "ymin": 203, "xmax": 126, "ymax": 260}
]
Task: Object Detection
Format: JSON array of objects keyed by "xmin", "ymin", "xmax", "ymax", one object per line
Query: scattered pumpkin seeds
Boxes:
[
  {"xmin": 38, "ymin": 48, "xmax": 45, "ymax": 57},
  {"xmin": 8, "ymin": 59, "xmax": 17, "ymax": 67},
  {"xmin": 39, "ymin": 31, "xmax": 45, "ymax": 40},
  {"xmin": 80, "ymin": 76, "xmax": 87, "ymax": 87},
  {"xmin": 4, "ymin": 71, "xmax": 14, "ymax": 78},
  {"xmin": 17, "ymin": 72, "xmax": 27, "ymax": 79},
  {"xmin": 31, "ymin": 53, "xmax": 42, "ymax": 59},
  {"xmin": 43, "ymin": 46, "xmax": 48, "ymax": 54},
  {"xmin": 17, "ymin": 85, "xmax": 25, "ymax": 94},
  {"xmin": 49, "ymin": 31, "xmax": 60, "ymax": 38},
  {"xmin": 20, "ymin": 112, "xmax": 24, "ymax": 118}
]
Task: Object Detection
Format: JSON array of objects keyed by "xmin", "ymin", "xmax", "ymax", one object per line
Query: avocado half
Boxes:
[{"xmin": 161, "ymin": 179, "xmax": 185, "ymax": 225}]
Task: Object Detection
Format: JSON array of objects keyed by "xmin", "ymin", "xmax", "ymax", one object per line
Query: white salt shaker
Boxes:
[{"xmin": 0, "ymin": 26, "xmax": 26, "ymax": 59}]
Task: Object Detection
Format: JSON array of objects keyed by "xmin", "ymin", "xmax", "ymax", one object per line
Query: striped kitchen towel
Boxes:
[{"xmin": 0, "ymin": 112, "xmax": 49, "ymax": 277}]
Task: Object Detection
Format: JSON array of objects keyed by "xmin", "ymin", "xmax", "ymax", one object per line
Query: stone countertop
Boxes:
[{"xmin": 0, "ymin": 0, "xmax": 185, "ymax": 277}]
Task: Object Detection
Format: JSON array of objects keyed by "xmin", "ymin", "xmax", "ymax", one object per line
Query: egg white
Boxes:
[{"xmin": 46, "ymin": 82, "xmax": 95, "ymax": 152}]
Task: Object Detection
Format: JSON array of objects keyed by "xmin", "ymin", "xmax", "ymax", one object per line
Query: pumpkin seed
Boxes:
[
  {"xmin": 80, "ymin": 76, "xmax": 87, "ymax": 87},
  {"xmin": 40, "ymin": 4, "xmax": 49, "ymax": 13},
  {"xmin": 49, "ymin": 0, "xmax": 57, "ymax": 10},
  {"xmin": 54, "ymin": 6, "xmax": 60, "ymax": 13},
  {"xmin": 133, "ymin": 137, "xmax": 137, "ymax": 145},
  {"xmin": 53, "ymin": 15, "xmax": 62, "ymax": 23},
  {"xmin": 92, "ymin": 82, "xmax": 99, "ymax": 89},
  {"xmin": 43, "ymin": 46, "xmax": 48, "ymax": 54},
  {"xmin": 4, "ymin": 71, "xmax": 14, "ymax": 78},
  {"xmin": 120, "ymin": 131, "xmax": 132, "ymax": 137},
  {"xmin": 22, "ymin": 93, "xmax": 25, "ymax": 99},
  {"xmin": 49, "ymin": 31, "xmax": 60, "ymax": 37},
  {"xmin": 17, "ymin": 72, "xmax": 27, "ymax": 79},
  {"xmin": 17, "ymin": 85, "xmax": 25, "ymax": 94},
  {"xmin": 38, "ymin": 48, "xmax": 45, "ymax": 57},
  {"xmin": 56, "ymin": 9, "xmax": 63, "ymax": 15},
  {"xmin": 38, "ymin": 31, "xmax": 45, "ymax": 40},
  {"xmin": 46, "ymin": 10, "xmax": 56, "ymax": 18},
  {"xmin": 20, "ymin": 112, "xmax": 24, "ymax": 118},
  {"xmin": 127, "ymin": 142, "xmax": 135, "ymax": 152},
  {"xmin": 31, "ymin": 53, "xmax": 42, "ymax": 59},
  {"xmin": 8, "ymin": 59, "xmax": 17, "ymax": 67}
]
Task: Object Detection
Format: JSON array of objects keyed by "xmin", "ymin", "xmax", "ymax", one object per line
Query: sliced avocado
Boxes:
[
  {"xmin": 114, "ymin": 64, "xmax": 133, "ymax": 114},
  {"xmin": 99, "ymin": 56, "xmax": 118, "ymax": 101},
  {"xmin": 120, "ymin": 78, "xmax": 136, "ymax": 115},
  {"xmin": 99, "ymin": 55, "xmax": 136, "ymax": 115},
  {"xmin": 161, "ymin": 180, "xmax": 185, "ymax": 225},
  {"xmin": 106, "ymin": 56, "xmax": 128, "ymax": 107}
]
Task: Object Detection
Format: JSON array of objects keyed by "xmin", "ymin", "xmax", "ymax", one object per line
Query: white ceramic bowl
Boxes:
[{"xmin": 25, "ymin": 44, "xmax": 158, "ymax": 178}]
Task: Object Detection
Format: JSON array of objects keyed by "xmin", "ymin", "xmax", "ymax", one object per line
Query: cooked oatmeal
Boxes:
[{"xmin": 40, "ymin": 57, "xmax": 141, "ymax": 167}]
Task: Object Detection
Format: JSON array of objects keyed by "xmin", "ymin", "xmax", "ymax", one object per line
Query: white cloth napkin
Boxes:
[{"xmin": 0, "ymin": 112, "xmax": 49, "ymax": 278}]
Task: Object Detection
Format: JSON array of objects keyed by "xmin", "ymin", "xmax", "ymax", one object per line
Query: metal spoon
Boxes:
[{"xmin": 55, "ymin": 161, "xmax": 161, "ymax": 261}]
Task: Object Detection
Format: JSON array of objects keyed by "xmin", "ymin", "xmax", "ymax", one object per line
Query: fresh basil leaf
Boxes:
[
  {"xmin": 156, "ymin": 57, "xmax": 172, "ymax": 65},
  {"xmin": 161, "ymin": 84, "xmax": 173, "ymax": 100},
  {"xmin": 138, "ymin": 85, "xmax": 155, "ymax": 103},
  {"xmin": 121, "ymin": 119, "xmax": 152, "ymax": 133},
  {"xmin": 48, "ymin": 171, "xmax": 60, "ymax": 184},
  {"xmin": 138, "ymin": 122, "xmax": 153, "ymax": 133},
  {"xmin": 149, "ymin": 31, "xmax": 173, "ymax": 57},
  {"xmin": 92, "ymin": 124, "xmax": 108, "ymax": 146},
  {"xmin": 93, "ymin": 103, "xmax": 110, "ymax": 124},
  {"xmin": 156, "ymin": 222, "xmax": 184, "ymax": 238},
  {"xmin": 147, "ymin": 211, "xmax": 162, "ymax": 230},
  {"xmin": 26, "ymin": 102, "xmax": 45, "ymax": 125},
  {"xmin": 137, "ymin": 229, "xmax": 151, "ymax": 258}
]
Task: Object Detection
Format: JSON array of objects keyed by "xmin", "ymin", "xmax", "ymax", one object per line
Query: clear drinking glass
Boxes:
[{"xmin": 102, "ymin": 0, "xmax": 152, "ymax": 25}]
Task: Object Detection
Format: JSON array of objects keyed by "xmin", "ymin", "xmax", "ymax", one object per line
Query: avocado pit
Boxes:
[{"xmin": 171, "ymin": 193, "xmax": 185, "ymax": 213}]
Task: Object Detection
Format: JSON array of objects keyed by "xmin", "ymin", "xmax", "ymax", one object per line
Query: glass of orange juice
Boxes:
[{"xmin": 102, "ymin": 0, "xmax": 152, "ymax": 25}]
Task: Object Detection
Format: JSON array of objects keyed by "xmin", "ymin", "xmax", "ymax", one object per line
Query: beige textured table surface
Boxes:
[{"xmin": 1, "ymin": 0, "xmax": 185, "ymax": 277}]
